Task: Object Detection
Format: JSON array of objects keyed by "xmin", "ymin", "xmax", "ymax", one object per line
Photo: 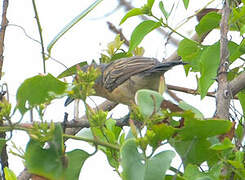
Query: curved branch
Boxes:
[{"xmin": 230, "ymin": 71, "xmax": 245, "ymax": 96}]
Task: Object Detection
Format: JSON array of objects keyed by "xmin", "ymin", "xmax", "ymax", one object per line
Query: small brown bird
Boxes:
[{"xmin": 65, "ymin": 56, "xmax": 184, "ymax": 106}]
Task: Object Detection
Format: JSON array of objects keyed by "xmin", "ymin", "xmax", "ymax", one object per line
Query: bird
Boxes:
[{"xmin": 65, "ymin": 56, "xmax": 185, "ymax": 106}]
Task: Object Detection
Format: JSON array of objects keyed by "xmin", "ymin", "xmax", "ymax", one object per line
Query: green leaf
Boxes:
[
  {"xmin": 120, "ymin": 8, "xmax": 143, "ymax": 25},
  {"xmin": 199, "ymin": 42, "xmax": 220, "ymax": 99},
  {"xmin": 177, "ymin": 117, "xmax": 232, "ymax": 140},
  {"xmin": 178, "ymin": 40, "xmax": 241, "ymax": 76},
  {"xmin": 184, "ymin": 163, "xmax": 222, "ymax": 180},
  {"xmin": 236, "ymin": 118, "xmax": 244, "ymax": 141},
  {"xmin": 121, "ymin": 139, "xmax": 175, "ymax": 180},
  {"xmin": 47, "ymin": 0, "xmax": 103, "ymax": 56},
  {"xmin": 228, "ymin": 41, "xmax": 243, "ymax": 62},
  {"xmin": 25, "ymin": 124, "xmax": 65, "ymax": 179},
  {"xmin": 178, "ymin": 101, "xmax": 204, "ymax": 119},
  {"xmin": 4, "ymin": 167, "xmax": 17, "ymax": 180},
  {"xmin": 239, "ymin": 38, "xmax": 245, "ymax": 53},
  {"xmin": 147, "ymin": 0, "xmax": 155, "ymax": 10},
  {"xmin": 16, "ymin": 74, "xmax": 67, "ymax": 114},
  {"xmin": 227, "ymin": 67, "xmax": 239, "ymax": 81},
  {"xmin": 135, "ymin": 89, "xmax": 164, "ymax": 117},
  {"xmin": 25, "ymin": 140, "xmax": 63, "ymax": 178},
  {"xmin": 177, "ymin": 38, "xmax": 202, "ymax": 72},
  {"xmin": 25, "ymin": 124, "xmax": 90, "ymax": 180},
  {"xmin": 147, "ymin": 123, "xmax": 175, "ymax": 149},
  {"xmin": 64, "ymin": 149, "xmax": 90, "ymax": 180},
  {"xmin": 230, "ymin": 6, "xmax": 245, "ymax": 32},
  {"xmin": 128, "ymin": 20, "xmax": 161, "ymax": 53},
  {"xmin": 182, "ymin": 0, "xmax": 189, "ymax": 9},
  {"xmin": 240, "ymin": 24, "xmax": 245, "ymax": 35},
  {"xmin": 210, "ymin": 137, "xmax": 235, "ymax": 150},
  {"xmin": 57, "ymin": 61, "xmax": 88, "ymax": 78},
  {"xmin": 238, "ymin": 91, "xmax": 245, "ymax": 114},
  {"xmin": 105, "ymin": 118, "xmax": 122, "ymax": 140},
  {"xmin": 159, "ymin": 1, "xmax": 169, "ymax": 20},
  {"xmin": 169, "ymin": 138, "xmax": 218, "ymax": 166},
  {"xmin": 195, "ymin": 12, "xmax": 221, "ymax": 37}
]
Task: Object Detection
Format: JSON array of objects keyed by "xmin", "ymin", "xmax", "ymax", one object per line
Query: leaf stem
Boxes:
[
  {"xmin": 151, "ymin": 14, "xmax": 200, "ymax": 45},
  {"xmin": 63, "ymin": 134, "xmax": 120, "ymax": 151}
]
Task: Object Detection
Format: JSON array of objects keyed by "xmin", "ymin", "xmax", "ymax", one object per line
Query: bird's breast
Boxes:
[{"xmin": 95, "ymin": 73, "xmax": 161, "ymax": 105}]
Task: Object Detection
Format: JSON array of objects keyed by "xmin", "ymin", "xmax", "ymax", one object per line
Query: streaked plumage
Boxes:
[{"xmin": 65, "ymin": 56, "xmax": 184, "ymax": 106}]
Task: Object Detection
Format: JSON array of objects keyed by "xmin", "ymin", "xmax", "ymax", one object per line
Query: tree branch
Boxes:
[
  {"xmin": 215, "ymin": 0, "xmax": 231, "ymax": 119},
  {"xmin": 230, "ymin": 71, "xmax": 245, "ymax": 96},
  {"xmin": 65, "ymin": 100, "xmax": 118, "ymax": 135},
  {"xmin": 0, "ymin": 0, "xmax": 8, "ymax": 80},
  {"xmin": 107, "ymin": 21, "xmax": 129, "ymax": 46}
]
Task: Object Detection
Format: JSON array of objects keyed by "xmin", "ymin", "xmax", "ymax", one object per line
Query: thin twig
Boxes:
[
  {"xmin": 65, "ymin": 100, "xmax": 118, "ymax": 135},
  {"xmin": 63, "ymin": 134, "xmax": 120, "ymax": 150},
  {"xmin": 32, "ymin": 0, "xmax": 46, "ymax": 74},
  {"xmin": 0, "ymin": 0, "xmax": 9, "ymax": 80},
  {"xmin": 107, "ymin": 21, "xmax": 130, "ymax": 46}
]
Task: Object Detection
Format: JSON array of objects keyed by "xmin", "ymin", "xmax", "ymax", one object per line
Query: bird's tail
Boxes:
[
  {"xmin": 64, "ymin": 96, "xmax": 74, "ymax": 107},
  {"xmin": 149, "ymin": 61, "xmax": 186, "ymax": 73}
]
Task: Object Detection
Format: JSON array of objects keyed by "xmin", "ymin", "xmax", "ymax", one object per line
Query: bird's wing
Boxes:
[{"xmin": 103, "ymin": 57, "xmax": 158, "ymax": 92}]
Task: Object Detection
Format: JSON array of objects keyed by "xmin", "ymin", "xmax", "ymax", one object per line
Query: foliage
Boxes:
[{"xmin": 2, "ymin": 0, "xmax": 245, "ymax": 180}]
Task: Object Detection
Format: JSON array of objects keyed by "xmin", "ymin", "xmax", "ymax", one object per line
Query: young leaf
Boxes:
[
  {"xmin": 119, "ymin": 8, "xmax": 143, "ymax": 25},
  {"xmin": 47, "ymin": 0, "xmax": 103, "ymax": 56},
  {"xmin": 4, "ymin": 167, "xmax": 17, "ymax": 180},
  {"xmin": 16, "ymin": 74, "xmax": 67, "ymax": 115},
  {"xmin": 128, "ymin": 20, "xmax": 161, "ymax": 53},
  {"xmin": 147, "ymin": 123, "xmax": 175, "ymax": 149},
  {"xmin": 121, "ymin": 139, "xmax": 175, "ymax": 180},
  {"xmin": 195, "ymin": 12, "xmax": 221, "ymax": 37},
  {"xmin": 147, "ymin": 0, "xmax": 155, "ymax": 10},
  {"xmin": 182, "ymin": 0, "xmax": 189, "ymax": 9},
  {"xmin": 159, "ymin": 1, "xmax": 169, "ymax": 20},
  {"xmin": 135, "ymin": 89, "xmax": 164, "ymax": 117}
]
